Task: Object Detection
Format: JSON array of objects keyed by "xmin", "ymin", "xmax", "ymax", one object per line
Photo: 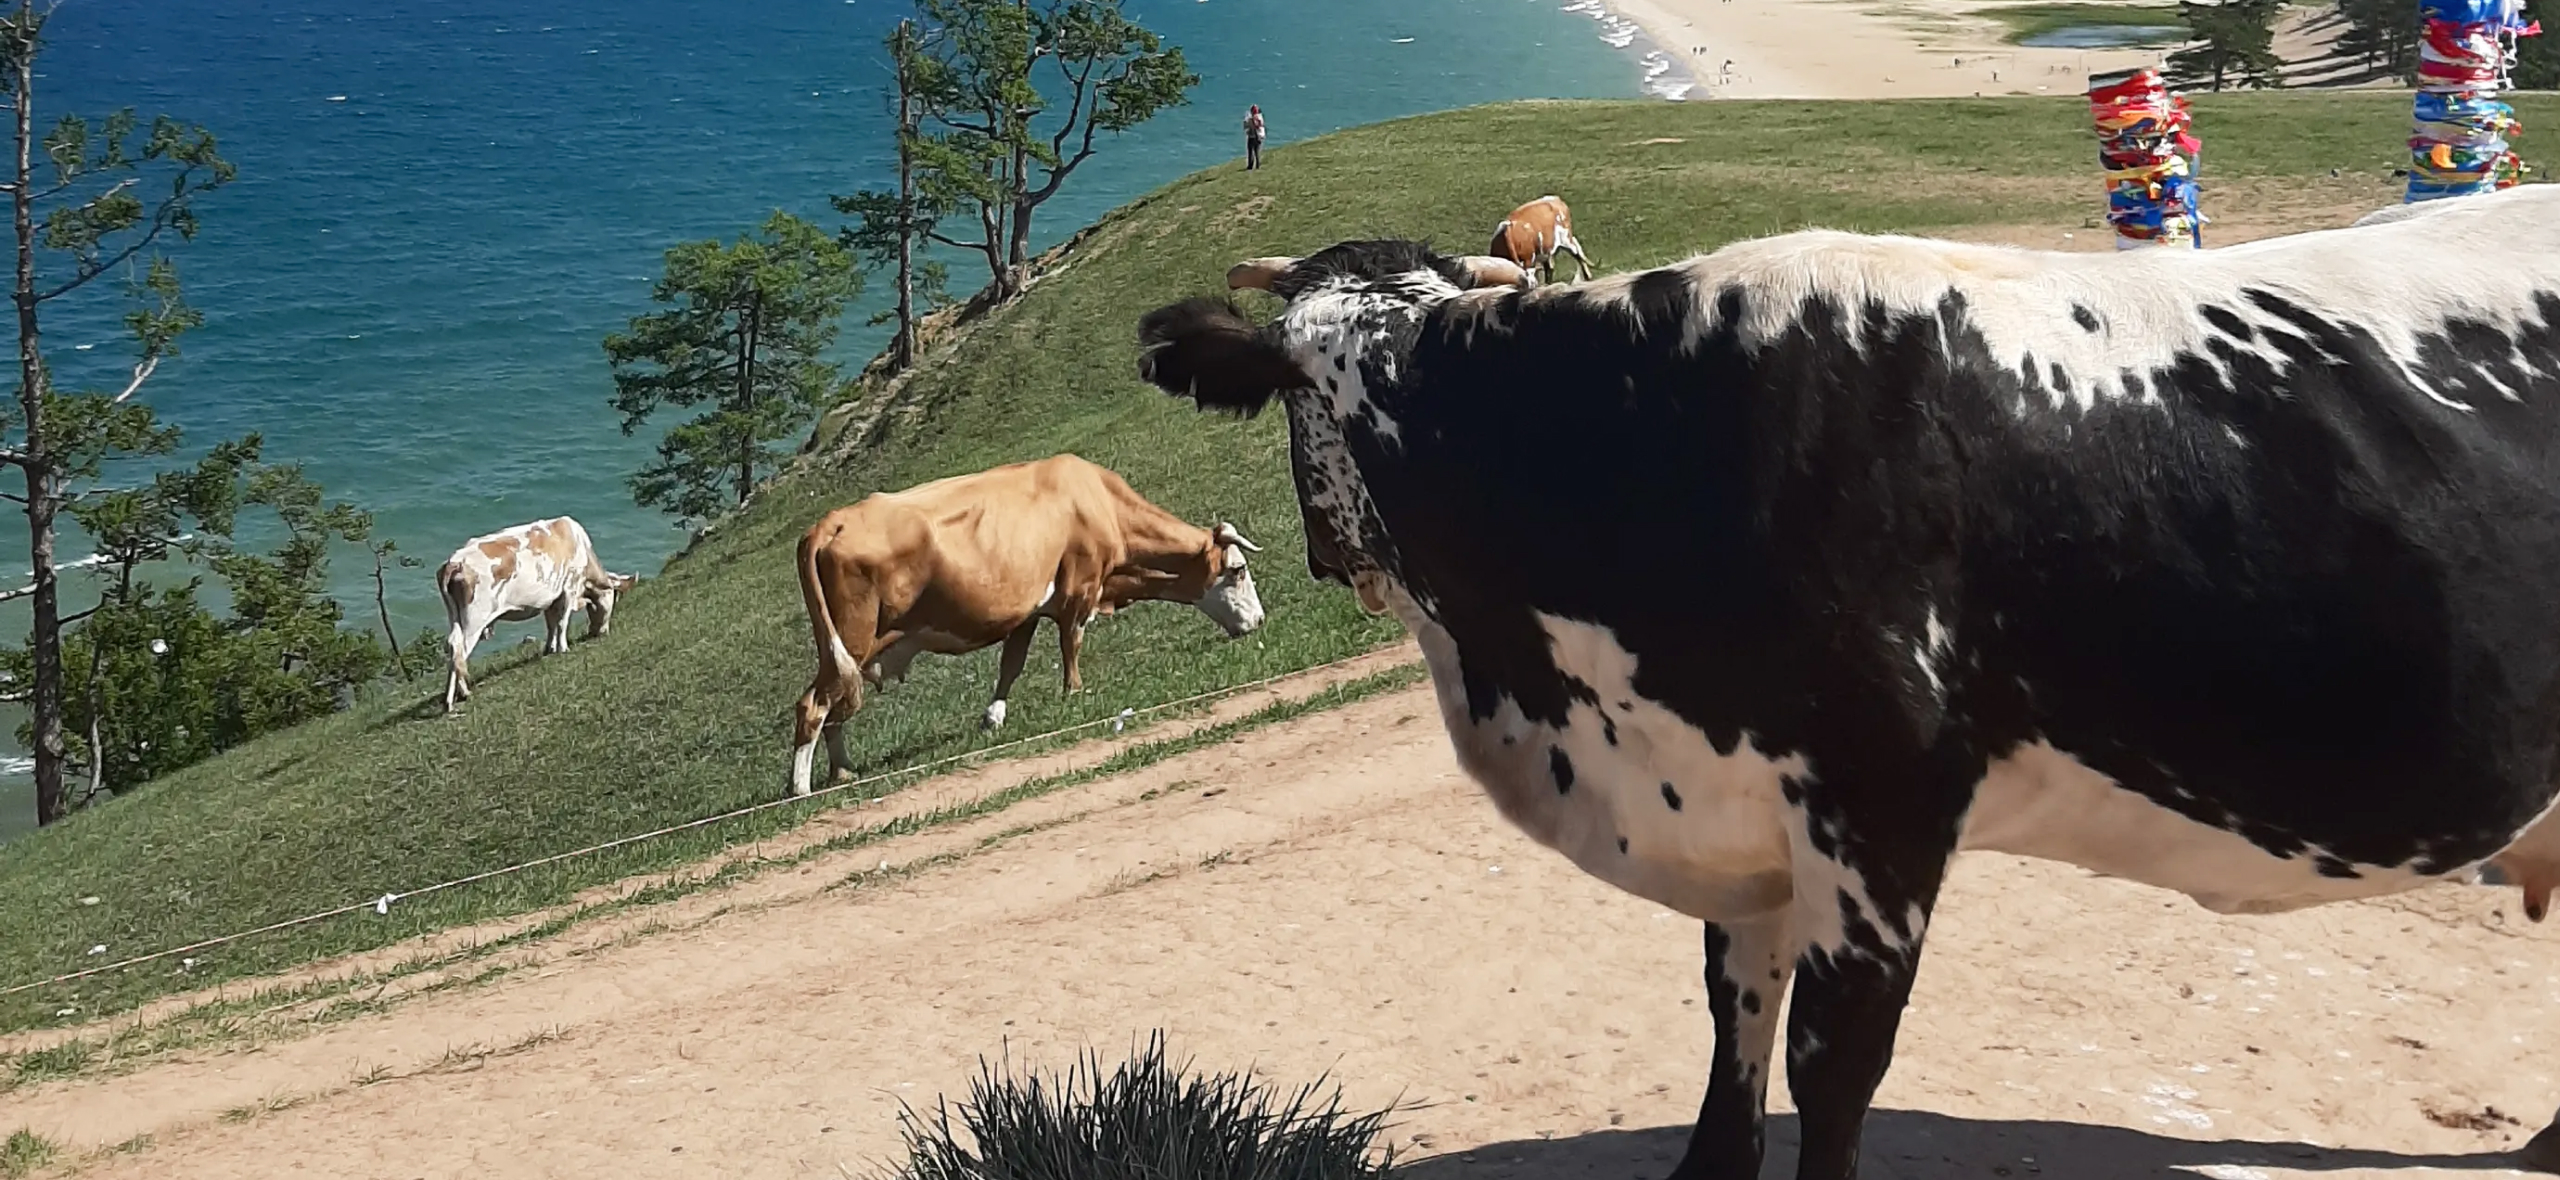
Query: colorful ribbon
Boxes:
[
  {"xmin": 2088, "ymin": 68, "xmax": 2204, "ymax": 250},
  {"xmin": 2405, "ymin": 0, "xmax": 2539, "ymax": 202}
]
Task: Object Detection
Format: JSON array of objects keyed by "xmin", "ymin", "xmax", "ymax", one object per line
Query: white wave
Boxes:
[{"xmin": 0, "ymin": 755, "xmax": 32, "ymax": 777}]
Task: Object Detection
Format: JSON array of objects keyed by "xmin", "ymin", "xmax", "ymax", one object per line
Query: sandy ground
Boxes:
[
  {"xmin": 1605, "ymin": 0, "xmax": 2342, "ymax": 100},
  {"xmin": 13, "ymin": 655, "xmax": 2560, "ymax": 1179}
]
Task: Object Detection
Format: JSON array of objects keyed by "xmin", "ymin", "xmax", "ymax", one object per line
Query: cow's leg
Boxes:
[
  {"xmin": 1780, "ymin": 785, "xmax": 1960, "ymax": 1180},
  {"xmin": 791, "ymin": 674, "xmax": 850, "ymax": 798},
  {"xmin": 542, "ymin": 596, "xmax": 574, "ymax": 655},
  {"xmin": 983, "ymin": 618, "xmax": 1039, "ymax": 730},
  {"xmin": 793, "ymin": 573, "xmax": 880, "ymax": 797},
  {"xmin": 821, "ymin": 695, "xmax": 855, "ymax": 784},
  {"xmin": 1669, "ymin": 909, "xmax": 1800, "ymax": 1180},
  {"xmin": 1056, "ymin": 600, "xmax": 1095, "ymax": 694},
  {"xmin": 1669, "ymin": 911, "xmax": 1812, "ymax": 1177},
  {"xmin": 443, "ymin": 606, "xmax": 488, "ymax": 714},
  {"xmin": 444, "ymin": 621, "xmax": 474, "ymax": 713},
  {"xmin": 1556, "ymin": 228, "xmax": 1596, "ymax": 282}
]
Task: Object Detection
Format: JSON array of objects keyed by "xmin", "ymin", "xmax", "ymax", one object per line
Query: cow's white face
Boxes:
[
  {"xmin": 583, "ymin": 571, "xmax": 638, "ymax": 637},
  {"xmin": 1139, "ymin": 240, "xmax": 1527, "ymax": 604},
  {"xmin": 1195, "ymin": 535, "xmax": 1267, "ymax": 637}
]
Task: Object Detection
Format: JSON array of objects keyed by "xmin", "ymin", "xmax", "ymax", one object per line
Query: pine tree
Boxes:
[
  {"xmin": 0, "ymin": 0, "xmax": 233, "ymax": 824},
  {"xmin": 2169, "ymin": 0, "xmax": 2288, "ymax": 91},
  {"xmin": 604, "ymin": 211, "xmax": 860, "ymax": 523}
]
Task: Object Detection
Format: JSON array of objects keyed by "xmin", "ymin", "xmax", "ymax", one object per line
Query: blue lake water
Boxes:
[
  {"xmin": 2020, "ymin": 24, "xmax": 2186, "ymax": 48},
  {"xmin": 0, "ymin": 0, "xmax": 1660, "ymax": 838}
]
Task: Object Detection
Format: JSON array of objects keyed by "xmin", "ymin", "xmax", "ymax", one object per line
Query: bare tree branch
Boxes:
[
  {"xmin": 107, "ymin": 352, "xmax": 157, "ymax": 404},
  {"xmin": 31, "ymin": 172, "xmax": 129, "ymax": 210}
]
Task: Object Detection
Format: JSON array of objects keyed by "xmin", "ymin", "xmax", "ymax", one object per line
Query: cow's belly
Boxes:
[
  {"xmin": 1387, "ymin": 587, "xmax": 1797, "ymax": 922},
  {"xmin": 1959, "ymin": 741, "xmax": 2448, "ymax": 914}
]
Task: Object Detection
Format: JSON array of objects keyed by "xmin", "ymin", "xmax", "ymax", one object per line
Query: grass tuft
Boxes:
[
  {"xmin": 892, "ymin": 1031, "xmax": 1398, "ymax": 1180},
  {"xmin": 0, "ymin": 1131, "xmax": 52, "ymax": 1180}
]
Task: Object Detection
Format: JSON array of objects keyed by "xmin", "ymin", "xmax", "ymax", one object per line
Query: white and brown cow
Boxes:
[
  {"xmin": 1139, "ymin": 184, "xmax": 2560, "ymax": 1178},
  {"xmin": 437, "ymin": 516, "xmax": 636, "ymax": 714},
  {"xmin": 790, "ymin": 453, "xmax": 1266, "ymax": 796},
  {"xmin": 1489, "ymin": 194, "xmax": 1594, "ymax": 285}
]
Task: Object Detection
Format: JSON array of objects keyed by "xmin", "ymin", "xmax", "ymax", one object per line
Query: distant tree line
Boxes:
[{"xmin": 2169, "ymin": 0, "xmax": 2286, "ymax": 91}]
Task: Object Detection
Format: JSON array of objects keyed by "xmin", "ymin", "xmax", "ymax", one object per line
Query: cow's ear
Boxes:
[{"xmin": 1136, "ymin": 297, "xmax": 1308, "ymax": 417}]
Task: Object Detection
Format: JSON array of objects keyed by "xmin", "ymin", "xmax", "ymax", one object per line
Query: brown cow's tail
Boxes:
[{"xmin": 798, "ymin": 526, "xmax": 860, "ymax": 689}]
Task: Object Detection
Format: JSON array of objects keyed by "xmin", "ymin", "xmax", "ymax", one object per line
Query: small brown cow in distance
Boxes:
[
  {"xmin": 788, "ymin": 453, "xmax": 1268, "ymax": 796},
  {"xmin": 1490, "ymin": 194, "xmax": 1595, "ymax": 285}
]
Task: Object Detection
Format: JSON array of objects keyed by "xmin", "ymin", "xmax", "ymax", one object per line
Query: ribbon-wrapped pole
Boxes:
[
  {"xmin": 2088, "ymin": 67, "xmax": 2204, "ymax": 250},
  {"xmin": 2407, "ymin": 0, "xmax": 2540, "ymax": 202}
]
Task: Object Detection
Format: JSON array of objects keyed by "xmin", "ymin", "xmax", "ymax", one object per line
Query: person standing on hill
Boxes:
[{"xmin": 1243, "ymin": 105, "xmax": 1266, "ymax": 171}]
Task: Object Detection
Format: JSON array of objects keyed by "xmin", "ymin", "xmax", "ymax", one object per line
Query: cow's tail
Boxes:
[
  {"xmin": 437, "ymin": 560, "xmax": 474, "ymax": 710},
  {"xmin": 798, "ymin": 526, "xmax": 860, "ymax": 689}
]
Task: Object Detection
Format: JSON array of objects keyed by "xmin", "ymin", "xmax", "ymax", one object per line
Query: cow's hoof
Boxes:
[
  {"xmin": 2521, "ymin": 1123, "xmax": 2560, "ymax": 1173},
  {"xmin": 982, "ymin": 700, "xmax": 1008, "ymax": 730}
]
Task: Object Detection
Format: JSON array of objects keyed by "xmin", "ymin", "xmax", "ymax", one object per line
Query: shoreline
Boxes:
[{"xmin": 1589, "ymin": 0, "xmax": 2179, "ymax": 101}]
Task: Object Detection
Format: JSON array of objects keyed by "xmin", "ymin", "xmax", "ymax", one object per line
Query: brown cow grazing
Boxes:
[
  {"xmin": 437, "ymin": 516, "xmax": 637, "ymax": 714},
  {"xmin": 1489, "ymin": 194, "xmax": 1594, "ymax": 284},
  {"xmin": 789, "ymin": 453, "xmax": 1267, "ymax": 796}
]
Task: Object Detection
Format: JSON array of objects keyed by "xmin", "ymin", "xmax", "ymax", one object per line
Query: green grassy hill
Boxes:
[{"xmin": 0, "ymin": 92, "xmax": 2541, "ymax": 1041}]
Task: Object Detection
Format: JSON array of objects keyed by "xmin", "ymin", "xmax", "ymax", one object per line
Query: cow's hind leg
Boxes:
[
  {"xmin": 790, "ymin": 676, "xmax": 845, "ymax": 798},
  {"xmin": 983, "ymin": 618, "xmax": 1040, "ymax": 730},
  {"xmin": 1557, "ymin": 228, "xmax": 1596, "ymax": 282},
  {"xmin": 442, "ymin": 609, "xmax": 487, "ymax": 715},
  {"xmin": 1669, "ymin": 911, "xmax": 1801, "ymax": 1180},
  {"xmin": 822, "ymin": 695, "xmax": 855, "ymax": 784}
]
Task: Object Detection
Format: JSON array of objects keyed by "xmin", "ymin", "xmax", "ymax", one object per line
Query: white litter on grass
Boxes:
[
  {"xmin": 372, "ymin": 892, "xmax": 398, "ymax": 915},
  {"xmin": 1112, "ymin": 707, "xmax": 1134, "ymax": 734},
  {"xmin": 86, "ymin": 944, "xmax": 105, "ymax": 955},
  {"xmin": 77, "ymin": 896, "xmax": 98, "ymax": 906}
]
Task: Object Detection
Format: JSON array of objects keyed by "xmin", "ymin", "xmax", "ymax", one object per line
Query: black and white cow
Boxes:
[{"xmin": 1134, "ymin": 183, "xmax": 2560, "ymax": 1180}]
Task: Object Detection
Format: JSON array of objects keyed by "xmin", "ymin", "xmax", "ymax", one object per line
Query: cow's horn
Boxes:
[
  {"xmin": 1454, "ymin": 255, "xmax": 1533, "ymax": 290},
  {"xmin": 1213, "ymin": 522, "xmax": 1263, "ymax": 553},
  {"xmin": 1226, "ymin": 257, "xmax": 1297, "ymax": 291}
]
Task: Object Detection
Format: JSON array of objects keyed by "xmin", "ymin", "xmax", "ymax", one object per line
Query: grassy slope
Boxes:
[{"xmin": 0, "ymin": 93, "xmax": 2541, "ymax": 1035}]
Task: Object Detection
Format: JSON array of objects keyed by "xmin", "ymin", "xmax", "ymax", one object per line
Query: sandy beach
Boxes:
[{"xmin": 1597, "ymin": 0, "xmax": 2182, "ymax": 100}]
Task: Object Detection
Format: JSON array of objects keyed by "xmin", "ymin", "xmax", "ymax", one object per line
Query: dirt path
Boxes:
[{"xmin": 9, "ymin": 674, "xmax": 2560, "ymax": 1179}]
